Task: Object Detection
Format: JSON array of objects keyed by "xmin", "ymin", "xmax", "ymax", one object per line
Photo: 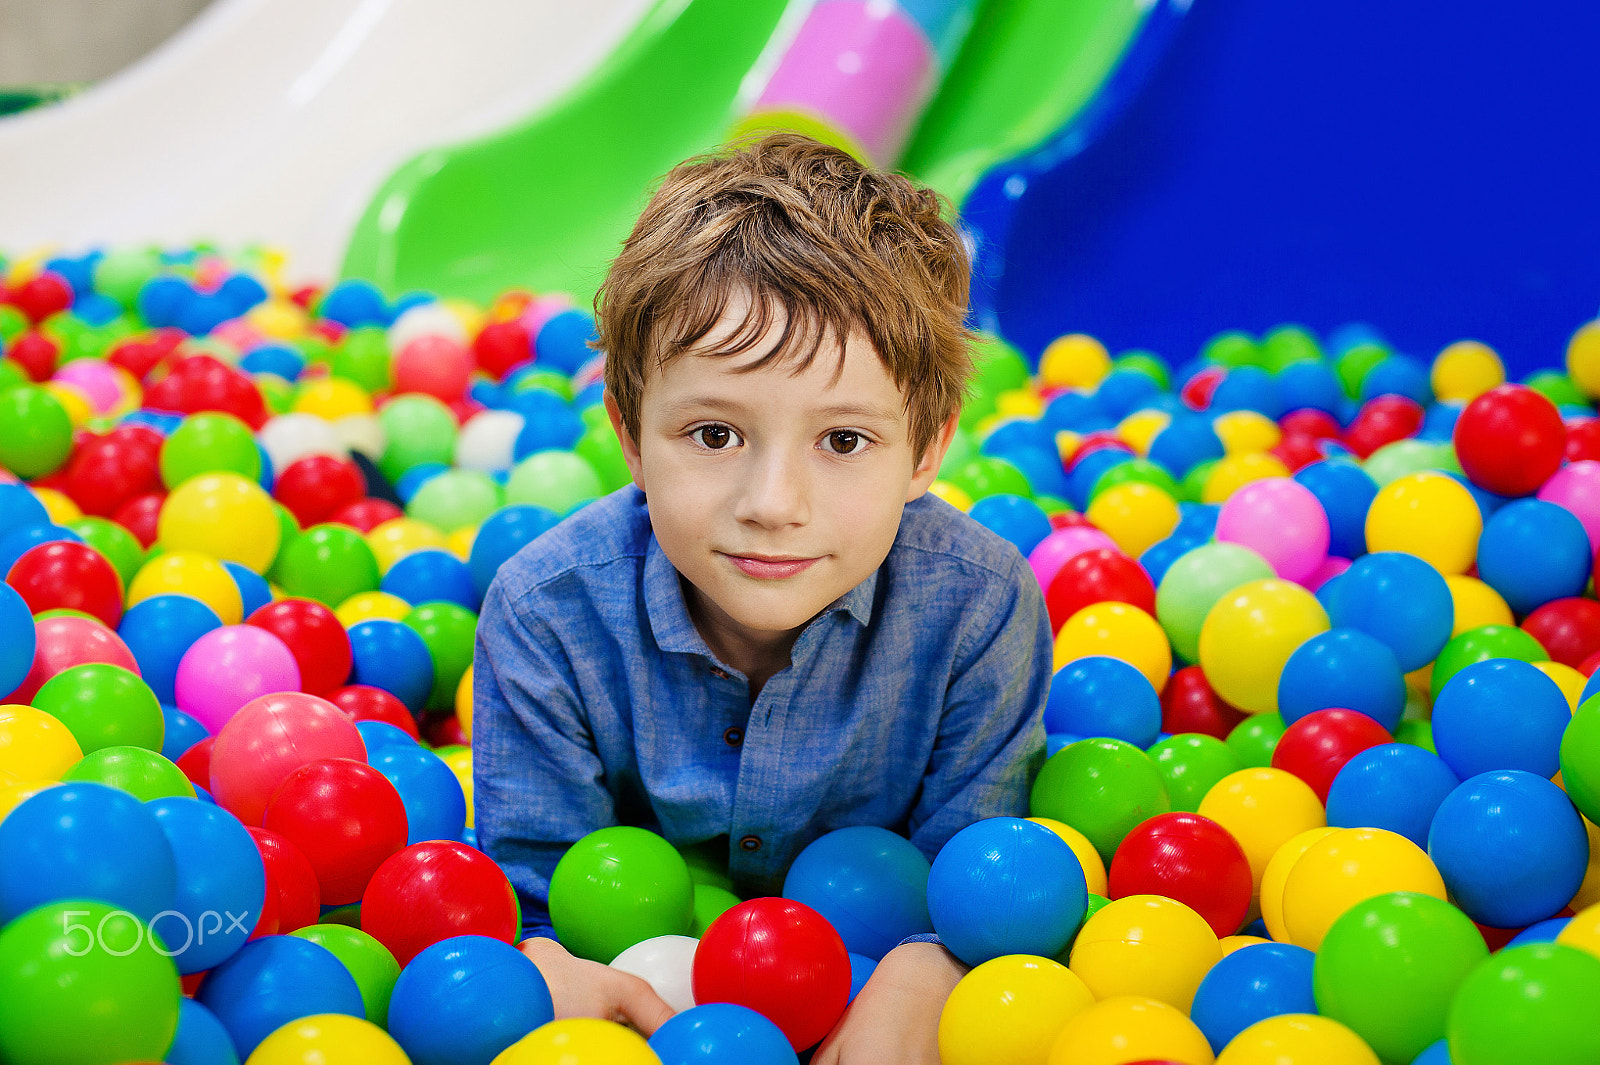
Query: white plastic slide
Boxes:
[{"xmin": 0, "ymin": 0, "xmax": 655, "ymax": 279}]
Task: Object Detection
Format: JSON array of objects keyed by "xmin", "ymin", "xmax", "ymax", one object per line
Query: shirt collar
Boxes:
[{"xmin": 643, "ymin": 534, "xmax": 878, "ymax": 659}]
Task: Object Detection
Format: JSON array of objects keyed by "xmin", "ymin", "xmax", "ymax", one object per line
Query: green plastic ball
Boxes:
[
  {"xmin": 1226, "ymin": 713, "xmax": 1287, "ymax": 768},
  {"xmin": 1559, "ymin": 695, "xmax": 1600, "ymax": 824},
  {"xmin": 1447, "ymin": 943, "xmax": 1600, "ymax": 1065},
  {"xmin": 573, "ymin": 423, "xmax": 634, "ymax": 494},
  {"xmin": 403, "ymin": 601, "xmax": 478, "ymax": 710},
  {"xmin": 290, "ymin": 924, "xmax": 401, "ymax": 1027},
  {"xmin": 679, "ymin": 839, "xmax": 734, "ymax": 893},
  {"xmin": 548, "ymin": 826, "xmax": 695, "ymax": 963},
  {"xmin": 159, "ymin": 412, "xmax": 260, "ymax": 488},
  {"xmin": 377, "ymin": 394, "xmax": 458, "ymax": 483},
  {"xmin": 93, "ymin": 247, "xmax": 163, "ymax": 308},
  {"xmin": 1363, "ymin": 439, "xmax": 1453, "ymax": 486},
  {"xmin": 60, "ymin": 746, "xmax": 194, "ymax": 802},
  {"xmin": 944, "ymin": 456, "xmax": 1033, "ymax": 502},
  {"xmin": 0, "ymin": 383, "xmax": 73, "ymax": 479},
  {"xmin": 0, "ymin": 899, "xmax": 181, "ymax": 1065},
  {"xmin": 1114, "ymin": 351, "xmax": 1170, "ymax": 389},
  {"xmin": 332, "ymin": 328, "xmax": 393, "ymax": 394},
  {"xmin": 66, "ymin": 516, "xmax": 145, "ymax": 589},
  {"xmin": 1314, "ymin": 891, "xmax": 1488, "ymax": 1064},
  {"xmin": 692, "ymin": 883, "xmax": 742, "ymax": 937},
  {"xmin": 517, "ymin": 370, "xmax": 574, "ymax": 401},
  {"xmin": 1430, "ymin": 624, "xmax": 1548, "ymax": 698},
  {"xmin": 1089, "ymin": 457, "xmax": 1181, "ymax": 504},
  {"xmin": 1394, "ymin": 719, "xmax": 1435, "ymax": 753},
  {"xmin": 0, "ymin": 304, "xmax": 30, "ymax": 342},
  {"xmin": 1260, "ymin": 325, "xmax": 1323, "ymax": 372},
  {"xmin": 1154, "ymin": 542, "xmax": 1276, "ymax": 664},
  {"xmin": 937, "ymin": 427, "xmax": 977, "ymax": 480},
  {"xmin": 1202, "ymin": 331, "xmax": 1261, "ymax": 368},
  {"xmin": 0, "ymin": 359, "xmax": 26, "ymax": 392},
  {"xmin": 32, "ymin": 663, "xmax": 163, "ymax": 754},
  {"xmin": 1336, "ymin": 342, "xmax": 1390, "ymax": 399},
  {"xmin": 504, "ymin": 450, "xmax": 603, "ymax": 514},
  {"xmin": 1147, "ymin": 733, "xmax": 1243, "ymax": 813},
  {"xmin": 1178, "ymin": 458, "xmax": 1218, "ymax": 503},
  {"xmin": 271, "ymin": 523, "xmax": 381, "ymax": 608},
  {"xmin": 406, "ymin": 469, "xmax": 503, "ymax": 533},
  {"xmin": 1029, "ymin": 737, "xmax": 1170, "ymax": 866},
  {"xmin": 1523, "ymin": 370, "xmax": 1587, "ymax": 409}
]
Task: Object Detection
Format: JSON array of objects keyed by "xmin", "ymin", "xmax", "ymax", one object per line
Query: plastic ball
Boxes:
[
  {"xmin": 160, "ymin": 412, "xmax": 261, "ymax": 488},
  {"xmin": 1431, "ymin": 623, "xmax": 1549, "ymax": 695},
  {"xmin": 209, "ymin": 690, "xmax": 367, "ymax": 826},
  {"xmin": 1028, "ymin": 817, "xmax": 1109, "ymax": 897},
  {"xmin": 252, "ymin": 826, "xmax": 323, "ymax": 934},
  {"xmin": 1446, "ymin": 943, "xmax": 1600, "ymax": 1065},
  {"xmin": 258, "ymin": 413, "xmax": 346, "ymax": 476},
  {"xmin": 467, "ymin": 504, "xmax": 559, "ymax": 600},
  {"xmin": 246, "ymin": 1013, "xmax": 409, "ymax": 1065},
  {"xmin": 0, "ymin": 703, "xmax": 82, "ymax": 780},
  {"xmin": 1431, "ymin": 340, "xmax": 1504, "ymax": 403},
  {"xmin": 158, "ymin": 471, "xmax": 280, "ymax": 574},
  {"xmin": 1325, "ymin": 744, "xmax": 1459, "ymax": 848},
  {"xmin": 336, "ymin": 590, "xmax": 413, "ymax": 627},
  {"xmin": 273, "ymin": 523, "xmax": 381, "ymax": 608},
  {"xmin": 382, "ymin": 547, "xmax": 477, "ymax": 610},
  {"xmin": 1147, "ymin": 733, "xmax": 1243, "ymax": 813},
  {"xmin": 1276, "ymin": 627, "xmax": 1406, "ymax": 731},
  {"xmin": 1053, "ymin": 601, "xmax": 1171, "ymax": 692},
  {"xmin": 361, "ymin": 839, "xmax": 518, "ymax": 966},
  {"xmin": 386, "ymin": 935, "xmax": 553, "ymax": 1065},
  {"xmin": 1197, "ymin": 768, "xmax": 1327, "ymax": 899},
  {"xmin": 1215, "ymin": 1014, "xmax": 1378, "ymax": 1065},
  {"xmin": 31, "ymin": 660, "xmax": 162, "ymax": 754},
  {"xmin": 1280, "ymin": 827, "xmax": 1445, "ymax": 950},
  {"xmin": 1199, "ymin": 579, "xmax": 1329, "ymax": 714},
  {"xmin": 407, "ymin": 468, "xmax": 503, "ymax": 535},
  {"xmin": 128, "ymin": 549, "xmax": 245, "ymax": 625},
  {"xmin": 61, "ymin": 744, "xmax": 193, "ymax": 801},
  {"xmin": 1085, "ymin": 481, "xmax": 1179, "ymax": 558},
  {"xmin": 1160, "ymin": 666, "xmax": 1248, "ymax": 740},
  {"xmin": 294, "ymin": 375, "xmax": 374, "ymax": 420},
  {"xmin": 146, "ymin": 795, "xmax": 266, "ymax": 973},
  {"xmin": 1364, "ymin": 471, "xmax": 1482, "ymax": 575},
  {"xmin": 262, "ymin": 757, "xmax": 408, "ymax": 905},
  {"xmin": 780, "ymin": 825, "xmax": 931, "ymax": 961},
  {"xmin": 6, "ymin": 540, "xmax": 123, "ymax": 628},
  {"xmin": 1453, "ymin": 384, "xmax": 1565, "ymax": 497},
  {"xmin": 1043, "ymin": 547, "xmax": 1154, "ymax": 633},
  {"xmin": 546, "ymin": 826, "xmax": 693, "ymax": 963},
  {"xmin": 196, "ymin": 934, "xmax": 363, "ymax": 1059},
  {"xmin": 1431, "ymin": 658, "xmax": 1568, "ymax": 780},
  {"xmin": 1312, "ymin": 891, "xmax": 1487, "ymax": 1064},
  {"xmin": 1323, "ymin": 552, "xmax": 1453, "ymax": 673},
  {"xmin": 173, "ymin": 624, "xmax": 301, "ymax": 734},
  {"xmin": 928, "ymin": 817, "xmax": 1088, "ymax": 966},
  {"xmin": 1108, "ymin": 812, "xmax": 1251, "ymax": 937},
  {"xmin": 605, "ymin": 934, "xmax": 697, "ymax": 1016},
  {"xmin": 969, "ymin": 493, "xmax": 1053, "ymax": 557},
  {"xmin": 118, "ymin": 594, "xmax": 222, "ymax": 706},
  {"xmin": 1214, "ymin": 478, "xmax": 1329, "ymax": 584},
  {"xmin": 401, "ymin": 600, "xmax": 476, "ymax": 709},
  {"xmin": 939, "ymin": 954, "xmax": 1094, "ymax": 1065},
  {"xmin": 1044, "ymin": 995, "xmax": 1211, "ymax": 1065},
  {"xmin": 496, "ymin": 1018, "xmax": 658, "ymax": 1064},
  {"xmin": 1536, "ymin": 459, "xmax": 1600, "ymax": 552},
  {"xmin": 1040, "ymin": 334, "xmax": 1111, "ymax": 389},
  {"xmin": 1428, "ymin": 770, "xmax": 1587, "ymax": 929},
  {"xmin": 1191, "ymin": 942, "xmax": 1316, "ymax": 1056},
  {"xmin": 1523, "ymin": 596, "xmax": 1600, "ymax": 669},
  {"xmin": 1271, "ymin": 709, "xmax": 1393, "ymax": 804},
  {"xmin": 650, "ymin": 1001, "xmax": 799, "ymax": 1065},
  {"xmin": 0, "ymin": 383, "xmax": 73, "ymax": 479},
  {"xmin": 1067, "ymin": 895, "xmax": 1221, "ymax": 1012},
  {"xmin": 368, "ymin": 743, "xmax": 466, "ymax": 846},
  {"xmin": 1031, "ymin": 738, "xmax": 1171, "ymax": 865},
  {"xmin": 246, "ymin": 598, "xmax": 352, "ymax": 697},
  {"xmin": 331, "ymin": 684, "xmax": 420, "ymax": 740},
  {"xmin": 1044, "ymin": 656, "xmax": 1161, "ymax": 747},
  {"xmin": 1475, "ymin": 498, "xmax": 1591, "ymax": 614},
  {"xmin": 164, "ymin": 997, "xmax": 238, "ymax": 1065},
  {"xmin": 272, "ymin": 454, "xmax": 366, "ymax": 527},
  {"xmin": 346, "ymin": 616, "xmax": 435, "ymax": 712}
]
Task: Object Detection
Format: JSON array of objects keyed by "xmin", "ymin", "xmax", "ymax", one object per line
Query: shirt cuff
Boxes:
[{"xmin": 895, "ymin": 932, "xmax": 944, "ymax": 949}]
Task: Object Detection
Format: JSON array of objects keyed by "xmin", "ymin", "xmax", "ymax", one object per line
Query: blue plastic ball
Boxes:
[
  {"xmin": 468, "ymin": 504, "xmax": 560, "ymax": 601},
  {"xmin": 318, "ymin": 279, "xmax": 390, "ymax": 329},
  {"xmin": 138, "ymin": 275, "xmax": 196, "ymax": 328},
  {"xmin": 968, "ymin": 493, "xmax": 1052, "ymax": 557},
  {"xmin": 394, "ymin": 463, "xmax": 448, "ymax": 504},
  {"xmin": 368, "ymin": 744, "xmax": 467, "ymax": 847},
  {"xmin": 1411, "ymin": 1039, "xmax": 1451, "ymax": 1065},
  {"xmin": 926, "ymin": 817, "xmax": 1087, "ymax": 966},
  {"xmin": 347, "ymin": 619, "xmax": 435, "ymax": 712},
  {"xmin": 216, "ymin": 274, "xmax": 268, "ymax": 317},
  {"xmin": 1322, "ymin": 551, "xmax": 1452, "ymax": 672},
  {"xmin": 648, "ymin": 1001, "xmax": 799, "ymax": 1065},
  {"xmin": 984, "ymin": 444, "xmax": 1070, "ymax": 500},
  {"xmin": 382, "ymin": 548, "xmax": 478, "ymax": 610},
  {"xmin": 1325, "ymin": 743, "xmax": 1459, "ymax": 848},
  {"xmin": 1360, "ymin": 356, "xmax": 1432, "ymax": 405},
  {"xmin": 0, "ymin": 522, "xmax": 82, "ymax": 576},
  {"xmin": 979, "ymin": 418, "xmax": 1055, "ymax": 458},
  {"xmin": 165, "ymin": 997, "xmax": 239, "ymax": 1065},
  {"xmin": 197, "ymin": 935, "xmax": 363, "ymax": 1059},
  {"xmin": 1190, "ymin": 942, "xmax": 1317, "ymax": 1054},
  {"xmin": 781, "ymin": 826, "xmax": 932, "ymax": 961},
  {"xmin": 0, "ymin": 482, "xmax": 49, "ymax": 540},
  {"xmin": 1476, "ymin": 499, "xmax": 1591, "ymax": 615},
  {"xmin": 239, "ymin": 343, "xmax": 304, "ymax": 382},
  {"xmin": 512, "ymin": 405, "xmax": 586, "ymax": 458},
  {"xmin": 1276, "ymin": 360, "xmax": 1345, "ymax": 416},
  {"xmin": 1094, "ymin": 369, "xmax": 1162, "ymax": 420},
  {"xmin": 355, "ymin": 719, "xmax": 419, "ymax": 753},
  {"xmin": 1140, "ymin": 532, "xmax": 1206, "ymax": 588},
  {"xmin": 1293, "ymin": 460, "xmax": 1377, "ymax": 560},
  {"xmin": 223, "ymin": 562, "xmax": 272, "ymax": 619},
  {"xmin": 1210, "ymin": 366, "xmax": 1283, "ymax": 418},
  {"xmin": 0, "ymin": 782, "xmax": 177, "ymax": 924},
  {"xmin": 847, "ymin": 953, "xmax": 877, "ymax": 1005},
  {"xmin": 387, "ymin": 935, "xmax": 554, "ymax": 1065},
  {"xmin": 1147, "ymin": 416, "xmax": 1224, "ymax": 479},
  {"xmin": 1277, "ymin": 627, "xmax": 1406, "ymax": 730},
  {"xmin": 1427, "ymin": 770, "xmax": 1588, "ymax": 929},
  {"xmin": 1431, "ymin": 659, "xmax": 1570, "ymax": 780},
  {"xmin": 0, "ymin": 581, "xmax": 35, "ymax": 696},
  {"xmin": 1065, "ymin": 449, "xmax": 1131, "ymax": 510},
  {"xmin": 147, "ymin": 796, "xmax": 267, "ymax": 974},
  {"xmin": 159, "ymin": 704, "xmax": 211, "ymax": 763},
  {"xmin": 1042, "ymin": 391, "xmax": 1109, "ymax": 435},
  {"xmin": 119, "ymin": 594, "xmax": 224, "ymax": 705},
  {"xmin": 535, "ymin": 309, "xmax": 599, "ymax": 375},
  {"xmin": 1507, "ymin": 917, "xmax": 1573, "ymax": 948},
  {"xmin": 1044, "ymin": 656, "xmax": 1161, "ymax": 747}
]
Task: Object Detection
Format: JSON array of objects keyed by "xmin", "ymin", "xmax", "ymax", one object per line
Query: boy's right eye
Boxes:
[{"xmin": 689, "ymin": 424, "xmax": 742, "ymax": 450}]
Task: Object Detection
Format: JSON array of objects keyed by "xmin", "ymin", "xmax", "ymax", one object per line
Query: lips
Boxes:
[{"xmin": 724, "ymin": 553, "xmax": 820, "ymax": 580}]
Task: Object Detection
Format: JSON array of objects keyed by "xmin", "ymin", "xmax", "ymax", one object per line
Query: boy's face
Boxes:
[{"xmin": 605, "ymin": 294, "xmax": 956, "ymax": 664}]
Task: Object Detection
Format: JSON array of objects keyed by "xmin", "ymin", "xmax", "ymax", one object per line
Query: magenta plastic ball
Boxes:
[
  {"xmin": 1028, "ymin": 526, "xmax": 1118, "ymax": 591},
  {"xmin": 53, "ymin": 360, "xmax": 126, "ymax": 414},
  {"xmin": 1215, "ymin": 477, "xmax": 1331, "ymax": 584},
  {"xmin": 1537, "ymin": 459, "xmax": 1600, "ymax": 551},
  {"xmin": 1304, "ymin": 555, "xmax": 1351, "ymax": 591},
  {"xmin": 174, "ymin": 625, "xmax": 302, "ymax": 733}
]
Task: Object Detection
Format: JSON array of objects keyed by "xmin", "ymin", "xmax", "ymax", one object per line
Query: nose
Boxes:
[{"xmin": 732, "ymin": 442, "xmax": 809, "ymax": 530}]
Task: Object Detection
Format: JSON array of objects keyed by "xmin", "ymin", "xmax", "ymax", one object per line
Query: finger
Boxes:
[{"xmin": 612, "ymin": 977, "xmax": 676, "ymax": 1036}]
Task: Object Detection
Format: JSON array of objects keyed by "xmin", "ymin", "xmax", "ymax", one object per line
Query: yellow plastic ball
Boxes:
[
  {"xmin": 447, "ymin": 525, "xmax": 478, "ymax": 560},
  {"xmin": 366, "ymin": 517, "xmax": 448, "ymax": 574},
  {"xmin": 1067, "ymin": 895, "xmax": 1221, "ymax": 1013},
  {"xmin": 293, "ymin": 375, "xmax": 374, "ymax": 420},
  {"xmin": 1117, "ymin": 409, "xmax": 1171, "ymax": 456},
  {"xmin": 1220, "ymin": 935, "xmax": 1270, "ymax": 955},
  {"xmin": 128, "ymin": 550, "xmax": 244, "ymax": 625},
  {"xmin": 1572, "ymin": 817, "xmax": 1600, "ymax": 912},
  {"xmin": 438, "ymin": 746, "xmax": 474, "ymax": 828},
  {"xmin": 1086, "ymin": 482, "xmax": 1180, "ymax": 558},
  {"xmin": 245, "ymin": 299, "xmax": 310, "ymax": 340},
  {"xmin": 1444, "ymin": 574, "xmax": 1513, "ymax": 636},
  {"xmin": 1028, "ymin": 817, "xmax": 1109, "ymax": 897},
  {"xmin": 442, "ymin": 298, "xmax": 487, "ymax": 340},
  {"xmin": 1534, "ymin": 660, "xmax": 1586, "ymax": 712},
  {"xmin": 1431, "ymin": 340, "xmax": 1504, "ymax": 404},
  {"xmin": 1198, "ymin": 769, "xmax": 1327, "ymax": 899},
  {"xmin": 1565, "ymin": 319, "xmax": 1600, "ymax": 399},
  {"xmin": 43, "ymin": 382, "xmax": 93, "ymax": 428},
  {"xmin": 996, "ymin": 389, "xmax": 1046, "ymax": 419},
  {"xmin": 0, "ymin": 704, "xmax": 83, "ymax": 781},
  {"xmin": 928, "ymin": 480, "xmax": 974, "ymax": 512},
  {"xmin": 940, "ymin": 954, "xmax": 1095, "ymax": 1065},
  {"xmin": 245, "ymin": 1013, "xmax": 410, "ymax": 1064},
  {"xmin": 0, "ymin": 779, "xmax": 57, "ymax": 824},
  {"xmin": 492, "ymin": 1018, "xmax": 658, "ymax": 1065},
  {"xmin": 334, "ymin": 591, "xmax": 413, "ymax": 628},
  {"xmin": 1055, "ymin": 430, "xmax": 1083, "ymax": 464},
  {"xmin": 456, "ymin": 665, "xmax": 475, "ymax": 741},
  {"xmin": 1054, "ymin": 602, "xmax": 1172, "ymax": 694},
  {"xmin": 1039, "ymin": 334, "xmax": 1111, "ymax": 390},
  {"xmin": 1259, "ymin": 827, "xmax": 1341, "ymax": 943},
  {"xmin": 1280, "ymin": 828, "xmax": 1447, "ymax": 951},
  {"xmin": 1364, "ymin": 472, "xmax": 1481, "ymax": 575},
  {"xmin": 1047, "ymin": 996, "xmax": 1215, "ymax": 1065},
  {"xmin": 1202, "ymin": 453, "xmax": 1292, "ymax": 505},
  {"xmin": 1556, "ymin": 900, "xmax": 1600, "ymax": 960},
  {"xmin": 29, "ymin": 486, "xmax": 82, "ymax": 525},
  {"xmin": 1213, "ymin": 410, "xmax": 1282, "ymax": 456},
  {"xmin": 158, "ymin": 472, "xmax": 282, "ymax": 575},
  {"xmin": 1216, "ymin": 1014, "xmax": 1379, "ymax": 1065},
  {"xmin": 1198, "ymin": 579, "xmax": 1329, "ymax": 714}
]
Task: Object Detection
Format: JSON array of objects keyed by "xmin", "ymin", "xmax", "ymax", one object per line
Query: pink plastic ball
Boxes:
[
  {"xmin": 1303, "ymin": 555, "xmax": 1352, "ymax": 591},
  {"xmin": 53, "ymin": 359, "xmax": 124, "ymax": 414},
  {"xmin": 519, "ymin": 294, "xmax": 572, "ymax": 338},
  {"xmin": 1537, "ymin": 459, "xmax": 1600, "ymax": 552},
  {"xmin": 174, "ymin": 624, "xmax": 302, "ymax": 734},
  {"xmin": 209, "ymin": 690, "xmax": 368, "ymax": 826},
  {"xmin": 1215, "ymin": 477, "xmax": 1331, "ymax": 584},
  {"xmin": 3, "ymin": 614, "xmax": 139, "ymax": 703},
  {"xmin": 394, "ymin": 335, "xmax": 472, "ymax": 402},
  {"xmin": 1027, "ymin": 526, "xmax": 1118, "ymax": 591}
]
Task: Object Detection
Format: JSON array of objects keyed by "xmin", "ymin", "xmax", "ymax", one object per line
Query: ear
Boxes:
[
  {"xmin": 904, "ymin": 412, "xmax": 960, "ymax": 503},
  {"xmin": 603, "ymin": 390, "xmax": 648, "ymax": 491}
]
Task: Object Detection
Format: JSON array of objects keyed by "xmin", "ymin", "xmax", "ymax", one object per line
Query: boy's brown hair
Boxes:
[{"xmin": 596, "ymin": 133, "xmax": 974, "ymax": 463}]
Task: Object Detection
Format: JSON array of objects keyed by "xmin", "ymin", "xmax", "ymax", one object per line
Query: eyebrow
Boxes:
[{"xmin": 658, "ymin": 396, "xmax": 902, "ymax": 425}]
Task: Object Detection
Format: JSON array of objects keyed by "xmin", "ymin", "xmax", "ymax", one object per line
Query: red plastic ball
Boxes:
[
  {"xmin": 1066, "ymin": 433, "xmax": 1132, "ymax": 471},
  {"xmin": 361, "ymin": 840, "xmax": 519, "ymax": 966},
  {"xmin": 1453, "ymin": 384, "xmax": 1566, "ymax": 496},
  {"xmin": 1279, "ymin": 409, "xmax": 1342, "ymax": 442},
  {"xmin": 112, "ymin": 490, "xmax": 167, "ymax": 548},
  {"xmin": 1181, "ymin": 366, "xmax": 1226, "ymax": 410},
  {"xmin": 272, "ymin": 455, "xmax": 367, "ymax": 527},
  {"xmin": 62, "ymin": 424, "xmax": 164, "ymax": 517},
  {"xmin": 423, "ymin": 713, "xmax": 467, "ymax": 748},
  {"xmin": 1271, "ymin": 708, "xmax": 1393, "ymax": 803},
  {"xmin": 1521, "ymin": 598, "xmax": 1600, "ymax": 670},
  {"xmin": 473, "ymin": 320, "xmax": 532, "ymax": 381},
  {"xmin": 248, "ymin": 826, "xmax": 322, "ymax": 934},
  {"xmin": 246, "ymin": 598, "xmax": 353, "ymax": 696},
  {"xmin": 394, "ymin": 335, "xmax": 472, "ymax": 402},
  {"xmin": 1108, "ymin": 812, "xmax": 1252, "ymax": 937},
  {"xmin": 1269, "ymin": 434, "xmax": 1326, "ymax": 472},
  {"xmin": 4, "ymin": 613, "xmax": 139, "ymax": 704},
  {"xmin": 1566, "ymin": 419, "xmax": 1600, "ymax": 463},
  {"xmin": 1159, "ymin": 666, "xmax": 1248, "ymax": 740},
  {"xmin": 7, "ymin": 540, "xmax": 124, "ymax": 627},
  {"xmin": 1342, "ymin": 396, "xmax": 1424, "ymax": 459},
  {"xmin": 327, "ymin": 684, "xmax": 419, "ymax": 739},
  {"xmin": 1045, "ymin": 548, "xmax": 1156, "ymax": 632},
  {"xmin": 8, "ymin": 331, "xmax": 59, "ymax": 381},
  {"xmin": 210, "ymin": 691, "xmax": 368, "ymax": 826},
  {"xmin": 176, "ymin": 736, "xmax": 214, "ymax": 790},
  {"xmin": 11, "ymin": 271, "xmax": 74, "ymax": 323},
  {"xmin": 261, "ymin": 757, "xmax": 407, "ymax": 905},
  {"xmin": 250, "ymin": 873, "xmax": 282, "ymax": 939},
  {"xmin": 144, "ymin": 355, "xmax": 268, "ymax": 429},
  {"xmin": 1580, "ymin": 650, "xmax": 1600, "ymax": 678},
  {"xmin": 330, "ymin": 497, "xmax": 402, "ymax": 533},
  {"xmin": 1049, "ymin": 510, "xmax": 1094, "ymax": 531},
  {"xmin": 107, "ymin": 330, "xmax": 184, "ymax": 383},
  {"xmin": 692, "ymin": 897, "xmax": 851, "ymax": 1052}
]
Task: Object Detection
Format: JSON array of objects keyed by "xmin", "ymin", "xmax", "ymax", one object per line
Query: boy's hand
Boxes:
[
  {"xmin": 518, "ymin": 936, "xmax": 676, "ymax": 1035},
  {"xmin": 812, "ymin": 941, "xmax": 966, "ymax": 1065}
]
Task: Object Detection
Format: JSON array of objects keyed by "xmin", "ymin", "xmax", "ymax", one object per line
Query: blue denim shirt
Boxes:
[{"xmin": 473, "ymin": 485, "xmax": 1050, "ymax": 938}]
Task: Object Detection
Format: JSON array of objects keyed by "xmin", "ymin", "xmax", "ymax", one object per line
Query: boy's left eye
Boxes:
[{"xmin": 824, "ymin": 430, "xmax": 867, "ymax": 455}]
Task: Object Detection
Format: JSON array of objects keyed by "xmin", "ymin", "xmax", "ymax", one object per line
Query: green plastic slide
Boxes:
[{"xmin": 340, "ymin": 0, "xmax": 1145, "ymax": 308}]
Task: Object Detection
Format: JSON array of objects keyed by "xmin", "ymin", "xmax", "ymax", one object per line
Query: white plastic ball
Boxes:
[
  {"xmin": 454, "ymin": 410, "xmax": 524, "ymax": 473},
  {"xmin": 258, "ymin": 412, "xmax": 345, "ymax": 474},
  {"xmin": 334, "ymin": 413, "xmax": 387, "ymax": 461},
  {"xmin": 388, "ymin": 301, "xmax": 467, "ymax": 353},
  {"xmin": 608, "ymin": 934, "xmax": 699, "ymax": 1014}
]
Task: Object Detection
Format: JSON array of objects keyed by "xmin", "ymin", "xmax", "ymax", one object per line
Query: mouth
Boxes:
[{"xmin": 721, "ymin": 553, "xmax": 821, "ymax": 580}]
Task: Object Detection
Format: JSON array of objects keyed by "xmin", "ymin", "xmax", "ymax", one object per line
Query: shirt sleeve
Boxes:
[
  {"xmin": 907, "ymin": 554, "xmax": 1052, "ymax": 861},
  {"xmin": 473, "ymin": 577, "xmax": 620, "ymax": 941}
]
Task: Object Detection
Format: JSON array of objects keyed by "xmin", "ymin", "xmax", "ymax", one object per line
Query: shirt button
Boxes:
[
  {"xmin": 709, "ymin": 666, "xmax": 731, "ymax": 680},
  {"xmin": 739, "ymin": 834, "xmax": 762, "ymax": 852},
  {"xmin": 723, "ymin": 726, "xmax": 744, "ymax": 747}
]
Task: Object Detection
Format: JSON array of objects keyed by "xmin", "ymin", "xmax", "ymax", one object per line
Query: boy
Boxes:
[{"xmin": 474, "ymin": 133, "xmax": 1051, "ymax": 1060}]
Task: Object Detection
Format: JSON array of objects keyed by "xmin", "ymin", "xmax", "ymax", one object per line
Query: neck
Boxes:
[{"xmin": 680, "ymin": 574, "xmax": 800, "ymax": 681}]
